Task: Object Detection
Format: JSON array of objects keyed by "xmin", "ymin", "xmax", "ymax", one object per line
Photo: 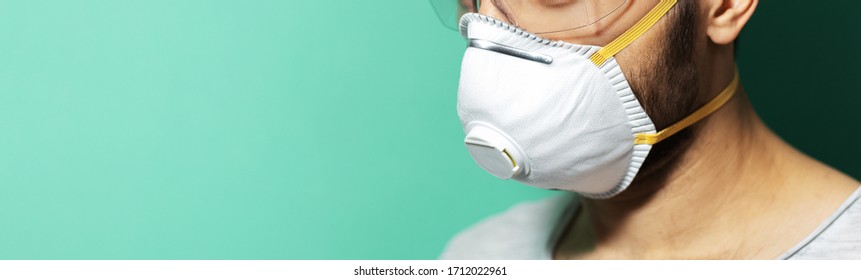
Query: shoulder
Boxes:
[
  {"xmin": 438, "ymin": 193, "xmax": 577, "ymax": 260},
  {"xmin": 788, "ymin": 186, "xmax": 861, "ymax": 259}
]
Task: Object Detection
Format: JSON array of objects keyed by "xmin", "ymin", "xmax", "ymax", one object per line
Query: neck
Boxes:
[{"xmin": 559, "ymin": 70, "xmax": 860, "ymax": 259}]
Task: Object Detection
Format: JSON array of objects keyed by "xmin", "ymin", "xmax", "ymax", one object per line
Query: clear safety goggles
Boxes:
[{"xmin": 430, "ymin": 0, "xmax": 627, "ymax": 35}]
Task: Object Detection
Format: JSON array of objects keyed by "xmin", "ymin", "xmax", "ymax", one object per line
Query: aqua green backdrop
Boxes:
[{"xmin": 0, "ymin": 1, "xmax": 858, "ymax": 259}]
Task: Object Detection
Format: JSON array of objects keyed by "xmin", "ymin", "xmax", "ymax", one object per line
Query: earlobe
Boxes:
[{"xmin": 706, "ymin": 0, "xmax": 758, "ymax": 45}]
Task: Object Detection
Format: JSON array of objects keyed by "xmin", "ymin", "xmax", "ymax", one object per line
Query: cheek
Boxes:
[
  {"xmin": 606, "ymin": 19, "xmax": 674, "ymax": 121},
  {"xmin": 614, "ymin": 47, "xmax": 657, "ymax": 88},
  {"xmin": 478, "ymin": 0, "xmax": 512, "ymax": 25},
  {"xmin": 538, "ymin": 0, "xmax": 664, "ymax": 46},
  {"xmin": 612, "ymin": 15, "xmax": 670, "ymax": 76},
  {"xmin": 612, "ymin": 38, "xmax": 662, "ymax": 108}
]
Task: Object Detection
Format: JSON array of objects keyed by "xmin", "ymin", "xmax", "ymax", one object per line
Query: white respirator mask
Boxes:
[{"xmin": 457, "ymin": 0, "xmax": 739, "ymax": 198}]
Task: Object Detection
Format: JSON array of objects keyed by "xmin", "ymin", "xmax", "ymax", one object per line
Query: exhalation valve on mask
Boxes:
[{"xmin": 464, "ymin": 122, "xmax": 530, "ymax": 180}]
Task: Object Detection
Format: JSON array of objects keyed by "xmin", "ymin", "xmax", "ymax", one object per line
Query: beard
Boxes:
[{"xmin": 603, "ymin": 0, "xmax": 702, "ymax": 203}]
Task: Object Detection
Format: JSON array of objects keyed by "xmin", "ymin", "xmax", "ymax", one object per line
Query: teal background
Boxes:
[{"xmin": 0, "ymin": 1, "xmax": 857, "ymax": 259}]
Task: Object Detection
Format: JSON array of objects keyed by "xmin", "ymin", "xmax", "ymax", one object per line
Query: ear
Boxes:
[{"xmin": 705, "ymin": 0, "xmax": 758, "ymax": 45}]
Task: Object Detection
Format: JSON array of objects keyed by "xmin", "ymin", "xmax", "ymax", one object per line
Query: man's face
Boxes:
[{"xmin": 477, "ymin": 0, "xmax": 705, "ymax": 195}]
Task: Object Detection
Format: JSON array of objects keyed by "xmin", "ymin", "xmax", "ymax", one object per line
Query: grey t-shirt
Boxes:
[{"xmin": 440, "ymin": 186, "xmax": 861, "ymax": 259}]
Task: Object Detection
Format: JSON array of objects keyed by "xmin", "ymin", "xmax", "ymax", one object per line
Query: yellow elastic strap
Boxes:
[
  {"xmin": 590, "ymin": 0, "xmax": 678, "ymax": 66},
  {"xmin": 633, "ymin": 69, "xmax": 740, "ymax": 145}
]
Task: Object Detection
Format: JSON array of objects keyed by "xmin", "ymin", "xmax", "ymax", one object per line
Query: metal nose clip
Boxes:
[{"xmin": 468, "ymin": 39, "xmax": 553, "ymax": 64}]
